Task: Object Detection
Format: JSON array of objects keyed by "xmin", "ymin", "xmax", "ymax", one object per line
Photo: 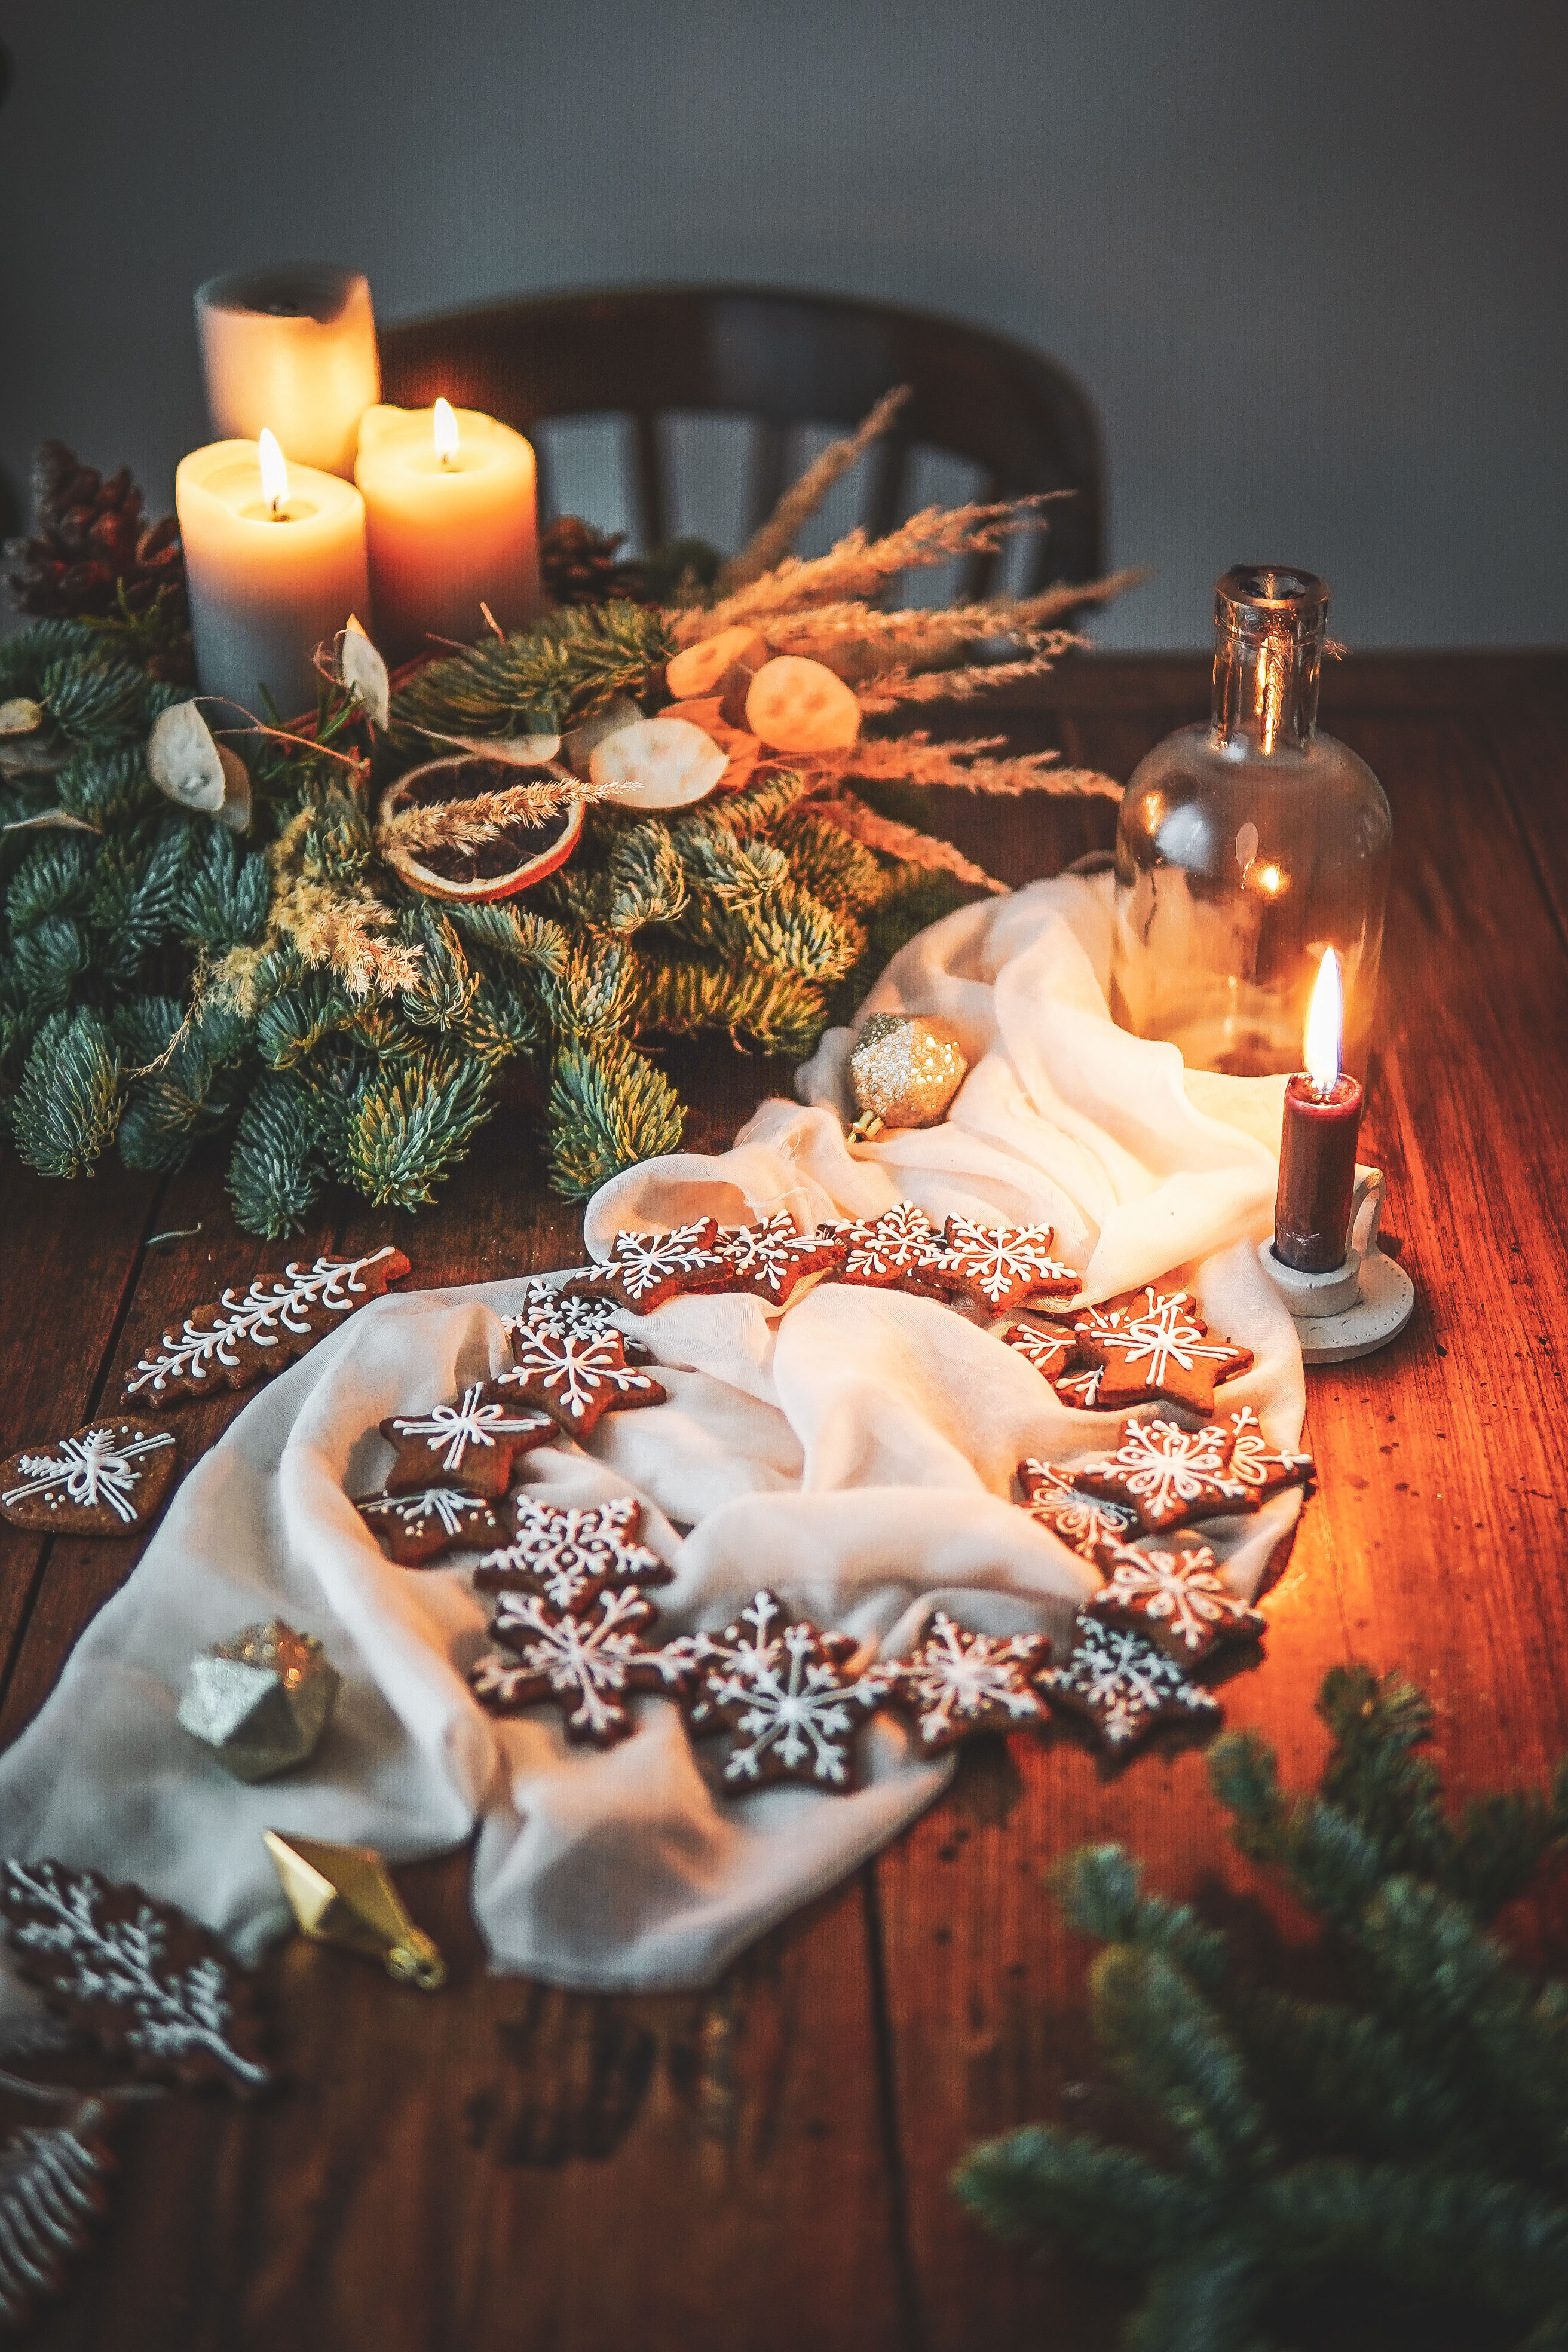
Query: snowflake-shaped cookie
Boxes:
[
  {"xmin": 717, "ymin": 1215, "xmax": 843, "ymax": 1309},
  {"xmin": 931, "ymin": 1217, "xmax": 1079, "ymax": 1313},
  {"xmin": 470, "ymin": 1584, "xmax": 698, "ymax": 1747},
  {"xmin": 1000, "ymin": 1322, "xmax": 1079, "ymax": 1382},
  {"xmin": 1075, "ymin": 1417, "xmax": 1257, "ymax": 1534},
  {"xmin": 1038, "ymin": 1615, "xmax": 1221, "ymax": 1751},
  {"xmin": 381, "ymin": 1384, "xmax": 556, "ymax": 1499},
  {"xmin": 601, "ymin": 1220, "xmax": 731, "ymax": 1310},
  {"xmin": 1089, "ymin": 1536, "xmax": 1267, "ymax": 1664},
  {"xmin": 1016, "ymin": 1458, "xmax": 1138, "ymax": 1561},
  {"xmin": 356, "ymin": 1486, "xmax": 507, "ymax": 1565},
  {"xmin": 871, "ymin": 1611, "xmax": 1049, "ymax": 1751},
  {"xmin": 833, "ymin": 1203, "xmax": 945, "ymax": 1294},
  {"xmin": 0, "ymin": 1421, "xmax": 177, "ymax": 1536},
  {"xmin": 699, "ymin": 1591, "xmax": 881, "ymax": 1789},
  {"xmin": 1206, "ymin": 1405, "xmax": 1314, "ymax": 1498},
  {"xmin": 1076, "ymin": 1287, "xmax": 1253, "ymax": 1415},
  {"xmin": 494, "ymin": 1331, "xmax": 667, "ymax": 1435},
  {"xmin": 474, "ymin": 1493, "xmax": 669, "ymax": 1616}
]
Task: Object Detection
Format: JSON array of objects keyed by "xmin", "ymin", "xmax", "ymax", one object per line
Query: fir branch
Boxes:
[
  {"xmin": 11, "ymin": 1007, "xmax": 122, "ymax": 1177},
  {"xmin": 810, "ymin": 794, "xmax": 1007, "ymax": 895},
  {"xmin": 841, "ymin": 732, "xmax": 1123, "ymax": 800},
  {"xmin": 546, "ymin": 1036, "xmax": 684, "ymax": 1199},
  {"xmin": 629, "ymin": 953, "xmax": 828, "ymax": 1058},
  {"xmin": 226, "ymin": 1071, "xmax": 324, "ymax": 1238},
  {"xmin": 341, "ymin": 1040, "xmax": 493, "ymax": 1211},
  {"xmin": 716, "ymin": 386, "xmax": 912, "ymax": 593},
  {"xmin": 388, "ymin": 604, "xmax": 675, "ymax": 751}
]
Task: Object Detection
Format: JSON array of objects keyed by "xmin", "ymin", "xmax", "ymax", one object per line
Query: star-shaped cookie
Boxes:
[
  {"xmin": 871, "ymin": 1611, "xmax": 1049, "ymax": 1751},
  {"xmin": 717, "ymin": 1214, "xmax": 843, "ymax": 1309},
  {"xmin": 1088, "ymin": 1535, "xmax": 1267, "ymax": 1665},
  {"xmin": 503, "ymin": 1281, "xmax": 652, "ymax": 1362},
  {"xmin": 832, "ymin": 1203, "xmax": 945, "ymax": 1296},
  {"xmin": 492, "ymin": 1330, "xmax": 667, "ymax": 1436},
  {"xmin": 1204, "ymin": 1405, "xmax": 1314, "ymax": 1499},
  {"xmin": 1074, "ymin": 1287, "xmax": 1253, "ymax": 1416},
  {"xmin": 1037, "ymin": 1614, "xmax": 1222, "ymax": 1751},
  {"xmin": 1000, "ymin": 1321, "xmax": 1079, "ymax": 1382},
  {"xmin": 598, "ymin": 1220, "xmax": 732, "ymax": 1311},
  {"xmin": 470, "ymin": 1584, "xmax": 699, "ymax": 1748},
  {"xmin": 380, "ymin": 1383, "xmax": 556, "ymax": 1499},
  {"xmin": 1074, "ymin": 1417, "xmax": 1258, "ymax": 1535},
  {"xmin": 693, "ymin": 1590, "xmax": 882, "ymax": 1789},
  {"xmin": 930, "ymin": 1217, "xmax": 1079, "ymax": 1314},
  {"xmin": 474, "ymin": 1493, "xmax": 669, "ymax": 1616}
]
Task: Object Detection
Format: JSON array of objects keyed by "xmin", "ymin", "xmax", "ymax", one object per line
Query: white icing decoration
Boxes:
[
  {"xmin": 125, "ymin": 1248, "xmax": 400, "ymax": 1398},
  {"xmin": 1092, "ymin": 1291, "xmax": 1242, "ymax": 1388},
  {"xmin": 359, "ymin": 1488, "xmax": 492, "ymax": 1537},
  {"xmin": 1018, "ymin": 1460, "xmax": 1137, "ymax": 1558},
  {"xmin": 388, "ymin": 1385, "xmax": 552, "ymax": 1473},
  {"xmin": 608, "ymin": 1221, "xmax": 726, "ymax": 1304},
  {"xmin": 873, "ymin": 1612, "xmax": 1046, "ymax": 1746},
  {"xmin": 479, "ymin": 1495, "xmax": 663, "ymax": 1613},
  {"xmin": 470, "ymin": 1585, "xmax": 694, "ymax": 1742},
  {"xmin": 1040, "ymin": 1618, "xmax": 1220, "ymax": 1747},
  {"xmin": 1094, "ymin": 1544, "xmax": 1262, "ymax": 1655},
  {"xmin": 1220, "ymin": 1405, "xmax": 1313, "ymax": 1490},
  {"xmin": 501, "ymin": 1331, "xmax": 662, "ymax": 1423},
  {"xmin": 703, "ymin": 1592, "xmax": 878, "ymax": 1787},
  {"xmin": 1082, "ymin": 1418, "xmax": 1251, "ymax": 1525},
  {"xmin": 718, "ymin": 1214, "xmax": 829, "ymax": 1301},
  {"xmin": 933, "ymin": 1218, "xmax": 1077, "ymax": 1307},
  {"xmin": 838, "ymin": 1203, "xmax": 941, "ymax": 1283},
  {"xmin": 4, "ymin": 1426, "xmax": 174, "ymax": 1524}
]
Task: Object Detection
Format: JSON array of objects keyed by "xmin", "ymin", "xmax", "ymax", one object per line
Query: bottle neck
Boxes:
[{"xmin": 1208, "ymin": 568, "xmax": 1328, "ymax": 756}]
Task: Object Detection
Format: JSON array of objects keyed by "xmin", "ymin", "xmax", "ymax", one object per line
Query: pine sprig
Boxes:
[{"xmin": 953, "ymin": 1668, "xmax": 1568, "ymax": 2351}]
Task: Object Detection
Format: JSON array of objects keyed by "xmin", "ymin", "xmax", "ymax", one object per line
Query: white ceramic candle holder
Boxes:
[{"xmin": 1257, "ymin": 1164, "xmax": 1416, "ymax": 1364}]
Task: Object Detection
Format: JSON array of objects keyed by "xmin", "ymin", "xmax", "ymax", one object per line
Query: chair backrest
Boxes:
[{"xmin": 378, "ymin": 284, "xmax": 1102, "ymax": 600}]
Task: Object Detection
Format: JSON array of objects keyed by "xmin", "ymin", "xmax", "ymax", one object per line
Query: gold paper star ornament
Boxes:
[{"xmin": 263, "ymin": 1832, "xmax": 446, "ymax": 1990}]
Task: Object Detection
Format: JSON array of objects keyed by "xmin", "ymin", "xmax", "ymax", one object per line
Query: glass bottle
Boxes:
[{"xmin": 1110, "ymin": 568, "xmax": 1391, "ymax": 1080}]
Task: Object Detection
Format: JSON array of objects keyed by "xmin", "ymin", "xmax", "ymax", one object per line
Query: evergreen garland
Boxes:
[{"xmin": 954, "ymin": 1666, "xmax": 1568, "ymax": 2350}]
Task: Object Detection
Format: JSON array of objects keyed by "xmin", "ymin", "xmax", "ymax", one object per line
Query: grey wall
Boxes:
[{"xmin": 2, "ymin": 0, "xmax": 1563, "ymax": 648}]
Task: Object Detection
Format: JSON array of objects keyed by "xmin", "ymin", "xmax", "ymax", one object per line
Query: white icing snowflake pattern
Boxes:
[
  {"xmin": 838, "ymin": 1203, "xmax": 942, "ymax": 1285},
  {"xmin": 477, "ymin": 1494, "xmax": 666, "ymax": 1614},
  {"xmin": 607, "ymin": 1221, "xmax": 728, "ymax": 1305},
  {"xmin": 1091, "ymin": 1543, "xmax": 1265, "ymax": 1658},
  {"xmin": 470, "ymin": 1584, "xmax": 696, "ymax": 1745},
  {"xmin": 125, "ymin": 1247, "xmax": 402, "ymax": 1398},
  {"xmin": 1040, "ymin": 1618, "xmax": 1221, "ymax": 1748},
  {"xmin": 388, "ymin": 1385, "xmax": 551, "ymax": 1473},
  {"xmin": 1079, "ymin": 1417, "xmax": 1252, "ymax": 1530},
  {"xmin": 873, "ymin": 1612, "xmax": 1048, "ymax": 1749},
  {"xmin": 2, "ymin": 1426, "xmax": 174, "ymax": 1525},
  {"xmin": 500, "ymin": 1331, "xmax": 664, "ymax": 1425},
  {"xmin": 1002, "ymin": 1322, "xmax": 1077, "ymax": 1379},
  {"xmin": 704, "ymin": 1592, "xmax": 880, "ymax": 1787},
  {"xmin": 933, "ymin": 1218, "xmax": 1078, "ymax": 1309},
  {"xmin": 718, "ymin": 1214, "xmax": 835, "ymax": 1304}
]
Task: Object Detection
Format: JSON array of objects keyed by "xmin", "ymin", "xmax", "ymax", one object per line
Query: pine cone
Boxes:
[
  {"xmin": 540, "ymin": 514, "xmax": 650, "ymax": 607},
  {"xmin": 4, "ymin": 440, "xmax": 188, "ymax": 627}
]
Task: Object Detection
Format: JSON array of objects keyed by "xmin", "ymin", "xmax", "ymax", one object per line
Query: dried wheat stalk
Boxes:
[
  {"xmin": 841, "ymin": 733, "xmax": 1122, "ymax": 800},
  {"xmin": 854, "ymin": 644, "xmax": 1083, "ymax": 712},
  {"xmin": 716, "ymin": 387, "xmax": 913, "ymax": 595},
  {"xmin": 379, "ymin": 776, "xmax": 603, "ymax": 855},
  {"xmin": 811, "ymin": 793, "xmax": 1007, "ymax": 895}
]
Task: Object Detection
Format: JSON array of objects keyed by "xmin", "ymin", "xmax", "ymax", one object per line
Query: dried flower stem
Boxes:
[
  {"xmin": 841, "ymin": 733, "xmax": 1122, "ymax": 800},
  {"xmin": 855, "ymin": 644, "xmax": 1082, "ymax": 712},
  {"xmin": 379, "ymin": 776, "xmax": 603, "ymax": 855},
  {"xmin": 716, "ymin": 386, "xmax": 913, "ymax": 595},
  {"xmin": 811, "ymin": 793, "xmax": 1007, "ymax": 895}
]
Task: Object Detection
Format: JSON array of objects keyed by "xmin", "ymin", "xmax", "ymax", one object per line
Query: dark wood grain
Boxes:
[{"xmin": 2, "ymin": 652, "xmax": 1564, "ymax": 2351}]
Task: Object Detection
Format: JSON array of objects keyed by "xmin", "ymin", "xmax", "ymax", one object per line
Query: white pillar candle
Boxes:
[
  {"xmin": 176, "ymin": 434, "xmax": 370, "ymax": 719},
  {"xmin": 355, "ymin": 401, "xmax": 541, "ymax": 664},
  {"xmin": 195, "ymin": 264, "xmax": 381, "ymax": 480}
]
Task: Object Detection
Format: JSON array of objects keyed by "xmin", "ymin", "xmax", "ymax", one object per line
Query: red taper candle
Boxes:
[{"xmin": 1273, "ymin": 950, "xmax": 1364, "ymax": 1273}]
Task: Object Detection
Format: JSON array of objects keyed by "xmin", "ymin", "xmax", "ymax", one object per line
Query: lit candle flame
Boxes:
[
  {"xmin": 433, "ymin": 398, "xmax": 459, "ymax": 465},
  {"xmin": 1304, "ymin": 947, "xmax": 1342, "ymax": 1092},
  {"xmin": 258, "ymin": 428, "xmax": 289, "ymax": 515}
]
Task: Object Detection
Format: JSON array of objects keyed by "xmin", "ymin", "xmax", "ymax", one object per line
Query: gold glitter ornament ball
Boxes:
[{"xmin": 848, "ymin": 1013, "xmax": 969, "ymax": 1135}]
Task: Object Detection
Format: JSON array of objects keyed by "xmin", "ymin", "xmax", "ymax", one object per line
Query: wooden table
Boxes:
[{"xmin": 3, "ymin": 651, "xmax": 1565, "ymax": 2351}]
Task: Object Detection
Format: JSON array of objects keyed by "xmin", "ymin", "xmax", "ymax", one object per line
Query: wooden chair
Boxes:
[{"xmin": 378, "ymin": 284, "xmax": 1102, "ymax": 600}]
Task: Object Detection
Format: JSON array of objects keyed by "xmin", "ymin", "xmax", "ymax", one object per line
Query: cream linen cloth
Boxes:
[{"xmin": 0, "ymin": 875, "xmax": 1301, "ymax": 1994}]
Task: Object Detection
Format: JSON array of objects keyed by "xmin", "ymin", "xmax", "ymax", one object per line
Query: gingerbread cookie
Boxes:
[
  {"xmin": 1038, "ymin": 1615, "xmax": 1221, "ymax": 1751},
  {"xmin": 1054, "ymin": 1362, "xmax": 1116, "ymax": 1410},
  {"xmin": 718, "ymin": 1214, "xmax": 843, "ymax": 1309},
  {"xmin": 1000, "ymin": 1321, "xmax": 1079, "ymax": 1382},
  {"xmin": 930, "ymin": 1217, "xmax": 1079, "ymax": 1315},
  {"xmin": 503, "ymin": 1282, "xmax": 651, "ymax": 1363},
  {"xmin": 1075, "ymin": 1416, "xmax": 1257, "ymax": 1535},
  {"xmin": 474, "ymin": 1493, "xmax": 669, "ymax": 1616},
  {"xmin": 124, "ymin": 1247, "xmax": 410, "ymax": 1404},
  {"xmin": 1016, "ymin": 1458, "xmax": 1138, "ymax": 1563},
  {"xmin": 599, "ymin": 1220, "xmax": 731, "ymax": 1311},
  {"xmin": 832, "ymin": 1203, "xmax": 945, "ymax": 1295},
  {"xmin": 494, "ymin": 1328, "xmax": 667, "ymax": 1436},
  {"xmin": 1089, "ymin": 1535, "xmax": 1267, "ymax": 1665},
  {"xmin": 356, "ymin": 1487, "xmax": 507, "ymax": 1565},
  {"xmin": 1, "ymin": 1419, "xmax": 177, "ymax": 1536},
  {"xmin": 380, "ymin": 1384, "xmax": 555, "ymax": 1500},
  {"xmin": 1207, "ymin": 1405, "xmax": 1314, "ymax": 1499},
  {"xmin": 469, "ymin": 1584, "xmax": 697, "ymax": 1747},
  {"xmin": 699, "ymin": 1590, "xmax": 880, "ymax": 1789},
  {"xmin": 1076, "ymin": 1287, "xmax": 1253, "ymax": 1416},
  {"xmin": 872, "ymin": 1611, "xmax": 1049, "ymax": 1751}
]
